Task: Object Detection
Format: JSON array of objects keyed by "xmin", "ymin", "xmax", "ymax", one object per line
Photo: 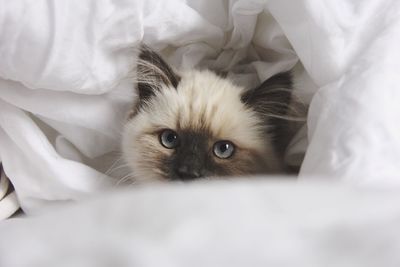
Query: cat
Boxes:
[{"xmin": 122, "ymin": 45, "xmax": 302, "ymax": 183}]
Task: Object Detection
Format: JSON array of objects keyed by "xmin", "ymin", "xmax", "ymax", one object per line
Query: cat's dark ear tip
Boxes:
[
  {"xmin": 134, "ymin": 43, "xmax": 181, "ymax": 114},
  {"xmin": 269, "ymin": 71, "xmax": 293, "ymax": 88},
  {"xmin": 241, "ymin": 70, "xmax": 294, "ymax": 104},
  {"xmin": 137, "ymin": 43, "xmax": 156, "ymax": 61}
]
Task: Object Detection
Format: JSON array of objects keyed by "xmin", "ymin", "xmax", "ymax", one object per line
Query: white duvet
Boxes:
[
  {"xmin": 2, "ymin": 180, "xmax": 400, "ymax": 267},
  {"xmin": 1, "ymin": 0, "xmax": 400, "ymax": 265}
]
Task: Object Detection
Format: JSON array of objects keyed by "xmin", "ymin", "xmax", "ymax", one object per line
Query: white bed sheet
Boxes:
[
  {"xmin": 0, "ymin": 0, "xmax": 399, "ymax": 225},
  {"xmin": 1, "ymin": 180, "xmax": 400, "ymax": 267},
  {"xmin": 268, "ymin": 0, "xmax": 400, "ymax": 184},
  {"xmin": 0, "ymin": 0, "xmax": 302, "ymax": 214},
  {"xmin": 1, "ymin": 0, "xmax": 400, "ymax": 264}
]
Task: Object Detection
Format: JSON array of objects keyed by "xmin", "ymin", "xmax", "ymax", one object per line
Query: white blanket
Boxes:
[
  {"xmin": 271, "ymin": 0, "xmax": 400, "ymax": 184},
  {"xmin": 1, "ymin": 180, "xmax": 400, "ymax": 266},
  {"xmin": 0, "ymin": 0, "xmax": 304, "ymax": 214},
  {"xmin": 1, "ymin": 0, "xmax": 400, "ymax": 265},
  {"xmin": 1, "ymin": 0, "xmax": 400, "ymax": 215}
]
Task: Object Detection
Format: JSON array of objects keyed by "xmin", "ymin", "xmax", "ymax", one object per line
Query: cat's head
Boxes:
[{"xmin": 122, "ymin": 45, "xmax": 293, "ymax": 182}]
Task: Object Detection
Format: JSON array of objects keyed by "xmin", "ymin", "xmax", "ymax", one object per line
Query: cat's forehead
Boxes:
[{"xmin": 146, "ymin": 70, "xmax": 264, "ymax": 148}]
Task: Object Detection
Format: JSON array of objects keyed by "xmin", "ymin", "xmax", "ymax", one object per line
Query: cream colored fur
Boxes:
[{"xmin": 122, "ymin": 69, "xmax": 280, "ymax": 182}]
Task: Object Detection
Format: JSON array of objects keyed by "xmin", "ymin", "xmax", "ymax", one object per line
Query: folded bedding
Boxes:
[
  {"xmin": 0, "ymin": 1, "xmax": 400, "ymax": 264},
  {"xmin": 0, "ymin": 0, "xmax": 303, "ymax": 214},
  {"xmin": 1, "ymin": 0, "xmax": 400, "ymax": 264},
  {"xmin": 1, "ymin": 180, "xmax": 400, "ymax": 267}
]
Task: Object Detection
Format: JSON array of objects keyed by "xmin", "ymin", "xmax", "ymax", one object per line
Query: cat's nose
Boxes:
[{"xmin": 175, "ymin": 165, "xmax": 202, "ymax": 181}]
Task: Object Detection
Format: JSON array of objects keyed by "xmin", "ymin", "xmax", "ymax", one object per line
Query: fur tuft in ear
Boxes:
[
  {"xmin": 241, "ymin": 71, "xmax": 295, "ymax": 156},
  {"xmin": 241, "ymin": 71, "xmax": 293, "ymax": 118},
  {"xmin": 133, "ymin": 45, "xmax": 181, "ymax": 113}
]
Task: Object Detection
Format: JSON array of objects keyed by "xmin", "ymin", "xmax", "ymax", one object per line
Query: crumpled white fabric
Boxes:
[
  {"xmin": 0, "ymin": 165, "xmax": 19, "ymax": 220},
  {"xmin": 1, "ymin": 0, "xmax": 400, "ymax": 216},
  {"xmin": 268, "ymin": 0, "xmax": 400, "ymax": 184},
  {"xmin": 0, "ymin": 0, "xmax": 301, "ymax": 215},
  {"xmin": 1, "ymin": 180, "xmax": 400, "ymax": 267}
]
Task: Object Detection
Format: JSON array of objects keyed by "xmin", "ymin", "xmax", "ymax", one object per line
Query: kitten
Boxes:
[{"xmin": 122, "ymin": 45, "xmax": 299, "ymax": 183}]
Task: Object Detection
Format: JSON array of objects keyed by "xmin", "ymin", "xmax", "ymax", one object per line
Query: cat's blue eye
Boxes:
[
  {"xmin": 213, "ymin": 141, "xmax": 235, "ymax": 159},
  {"xmin": 159, "ymin": 129, "xmax": 180, "ymax": 149}
]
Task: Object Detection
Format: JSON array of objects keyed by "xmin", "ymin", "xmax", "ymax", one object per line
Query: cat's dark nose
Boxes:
[{"xmin": 175, "ymin": 165, "xmax": 202, "ymax": 181}]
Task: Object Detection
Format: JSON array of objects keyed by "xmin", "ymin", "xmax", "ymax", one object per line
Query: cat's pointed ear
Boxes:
[
  {"xmin": 241, "ymin": 72, "xmax": 293, "ymax": 120},
  {"xmin": 241, "ymin": 71, "xmax": 294, "ymax": 156},
  {"xmin": 134, "ymin": 44, "xmax": 180, "ymax": 109}
]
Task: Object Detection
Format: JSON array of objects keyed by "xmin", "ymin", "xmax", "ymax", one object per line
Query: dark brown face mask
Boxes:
[{"xmin": 160, "ymin": 130, "xmax": 221, "ymax": 181}]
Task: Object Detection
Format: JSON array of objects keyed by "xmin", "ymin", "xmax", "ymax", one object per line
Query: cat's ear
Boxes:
[
  {"xmin": 134, "ymin": 44, "xmax": 180, "ymax": 109},
  {"xmin": 241, "ymin": 71, "xmax": 294, "ymax": 155},
  {"xmin": 241, "ymin": 72, "xmax": 293, "ymax": 121}
]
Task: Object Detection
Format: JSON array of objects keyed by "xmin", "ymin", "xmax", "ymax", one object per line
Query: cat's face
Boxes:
[{"xmin": 122, "ymin": 46, "xmax": 292, "ymax": 183}]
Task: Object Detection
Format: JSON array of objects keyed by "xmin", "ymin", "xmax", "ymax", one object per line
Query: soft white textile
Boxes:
[
  {"xmin": 1, "ymin": 180, "xmax": 400, "ymax": 267},
  {"xmin": 1, "ymin": 0, "xmax": 400, "ymax": 215},
  {"xmin": 0, "ymin": 0, "xmax": 301, "ymax": 214},
  {"xmin": 268, "ymin": 0, "xmax": 400, "ymax": 184},
  {"xmin": 0, "ymin": 165, "xmax": 19, "ymax": 220}
]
